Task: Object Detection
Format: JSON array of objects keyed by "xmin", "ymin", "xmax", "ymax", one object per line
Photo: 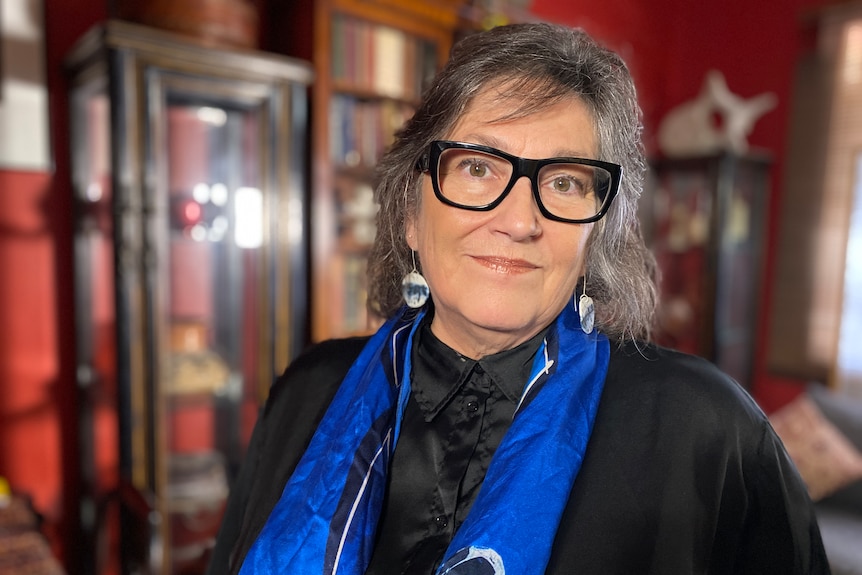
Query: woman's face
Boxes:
[{"xmin": 407, "ymin": 86, "xmax": 597, "ymax": 358}]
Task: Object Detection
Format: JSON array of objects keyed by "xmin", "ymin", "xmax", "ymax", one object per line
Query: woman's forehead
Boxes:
[
  {"xmin": 445, "ymin": 86, "xmax": 598, "ymax": 157},
  {"xmin": 448, "ymin": 80, "xmax": 594, "ymax": 132}
]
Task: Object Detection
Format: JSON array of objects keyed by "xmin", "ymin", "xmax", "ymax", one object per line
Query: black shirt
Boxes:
[{"xmin": 366, "ymin": 318, "xmax": 545, "ymax": 574}]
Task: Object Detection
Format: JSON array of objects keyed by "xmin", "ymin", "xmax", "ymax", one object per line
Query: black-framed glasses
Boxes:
[{"xmin": 416, "ymin": 140, "xmax": 621, "ymax": 224}]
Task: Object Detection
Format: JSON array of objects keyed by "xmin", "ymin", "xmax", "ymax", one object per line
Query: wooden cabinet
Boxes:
[
  {"xmin": 644, "ymin": 153, "xmax": 771, "ymax": 389},
  {"xmin": 65, "ymin": 20, "xmax": 312, "ymax": 574},
  {"xmin": 270, "ymin": 0, "xmax": 462, "ymax": 340}
]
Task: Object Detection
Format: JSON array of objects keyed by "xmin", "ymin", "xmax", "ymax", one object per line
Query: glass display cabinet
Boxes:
[
  {"xmin": 644, "ymin": 152, "xmax": 771, "ymax": 390},
  {"xmin": 65, "ymin": 20, "xmax": 312, "ymax": 574}
]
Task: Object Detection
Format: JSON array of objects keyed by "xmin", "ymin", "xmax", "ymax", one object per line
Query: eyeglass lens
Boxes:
[{"xmin": 437, "ymin": 147, "xmax": 609, "ymax": 221}]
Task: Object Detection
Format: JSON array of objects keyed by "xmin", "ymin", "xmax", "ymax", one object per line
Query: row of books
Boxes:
[
  {"xmin": 327, "ymin": 252, "xmax": 375, "ymax": 336},
  {"xmin": 330, "ymin": 94, "xmax": 414, "ymax": 168},
  {"xmin": 331, "ymin": 15, "xmax": 438, "ymax": 101}
]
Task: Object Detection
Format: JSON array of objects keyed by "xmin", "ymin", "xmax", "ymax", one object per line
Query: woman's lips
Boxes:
[{"xmin": 472, "ymin": 256, "xmax": 538, "ymax": 274}]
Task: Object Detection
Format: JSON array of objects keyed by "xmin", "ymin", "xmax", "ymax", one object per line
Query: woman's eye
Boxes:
[
  {"xmin": 454, "ymin": 158, "xmax": 491, "ymax": 178},
  {"xmin": 553, "ymin": 177, "xmax": 573, "ymax": 192},
  {"xmin": 467, "ymin": 161, "xmax": 488, "ymax": 177},
  {"xmin": 550, "ymin": 176, "xmax": 584, "ymax": 194}
]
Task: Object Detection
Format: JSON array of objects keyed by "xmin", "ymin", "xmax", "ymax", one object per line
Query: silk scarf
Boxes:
[{"xmin": 239, "ymin": 302, "xmax": 610, "ymax": 575}]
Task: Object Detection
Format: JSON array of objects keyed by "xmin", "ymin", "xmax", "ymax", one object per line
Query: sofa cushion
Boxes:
[{"xmin": 769, "ymin": 393, "xmax": 862, "ymax": 500}]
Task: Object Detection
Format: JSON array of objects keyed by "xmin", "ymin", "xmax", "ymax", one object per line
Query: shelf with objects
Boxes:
[
  {"xmin": 643, "ymin": 152, "xmax": 771, "ymax": 390},
  {"xmin": 65, "ymin": 20, "xmax": 312, "ymax": 574},
  {"xmin": 268, "ymin": 0, "xmax": 463, "ymax": 341}
]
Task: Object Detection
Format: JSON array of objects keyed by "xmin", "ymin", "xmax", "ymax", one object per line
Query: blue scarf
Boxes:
[{"xmin": 240, "ymin": 303, "xmax": 609, "ymax": 575}]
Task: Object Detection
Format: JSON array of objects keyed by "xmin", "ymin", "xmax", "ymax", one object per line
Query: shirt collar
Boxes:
[{"xmin": 410, "ymin": 314, "xmax": 547, "ymax": 420}]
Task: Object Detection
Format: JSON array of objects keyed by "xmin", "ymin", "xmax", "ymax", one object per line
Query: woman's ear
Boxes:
[{"xmin": 406, "ymin": 217, "xmax": 418, "ymax": 251}]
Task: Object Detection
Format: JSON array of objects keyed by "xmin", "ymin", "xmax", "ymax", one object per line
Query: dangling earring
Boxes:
[
  {"xmin": 577, "ymin": 275, "xmax": 595, "ymax": 334},
  {"xmin": 402, "ymin": 251, "xmax": 430, "ymax": 308}
]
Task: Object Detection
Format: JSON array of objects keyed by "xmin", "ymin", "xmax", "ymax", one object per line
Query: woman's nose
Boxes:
[{"xmin": 492, "ymin": 176, "xmax": 542, "ymax": 240}]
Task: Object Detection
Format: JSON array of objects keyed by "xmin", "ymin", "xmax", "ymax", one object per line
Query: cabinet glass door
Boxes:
[{"xmin": 152, "ymin": 80, "xmax": 274, "ymax": 572}]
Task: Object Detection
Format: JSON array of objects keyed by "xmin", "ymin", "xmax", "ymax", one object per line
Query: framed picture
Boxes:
[{"xmin": 0, "ymin": 0, "xmax": 50, "ymax": 171}]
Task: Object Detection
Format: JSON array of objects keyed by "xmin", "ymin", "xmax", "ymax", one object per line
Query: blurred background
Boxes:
[{"xmin": 1, "ymin": 0, "xmax": 860, "ymax": 572}]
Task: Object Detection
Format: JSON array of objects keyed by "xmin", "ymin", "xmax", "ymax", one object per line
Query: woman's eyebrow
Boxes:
[{"xmin": 456, "ymin": 133, "xmax": 502, "ymax": 149}]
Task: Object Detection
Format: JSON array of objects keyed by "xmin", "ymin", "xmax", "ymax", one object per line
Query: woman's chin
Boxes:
[{"xmin": 434, "ymin": 299, "xmax": 557, "ymax": 352}]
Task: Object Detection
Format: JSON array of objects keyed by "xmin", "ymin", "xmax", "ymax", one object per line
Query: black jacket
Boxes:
[{"xmin": 208, "ymin": 338, "xmax": 830, "ymax": 574}]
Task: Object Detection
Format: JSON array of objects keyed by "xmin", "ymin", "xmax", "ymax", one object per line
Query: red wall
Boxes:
[
  {"xmin": 0, "ymin": 0, "xmax": 838, "ymax": 569},
  {"xmin": 0, "ymin": 170, "xmax": 59, "ymax": 512},
  {"xmin": 0, "ymin": 0, "xmax": 107, "ymax": 567}
]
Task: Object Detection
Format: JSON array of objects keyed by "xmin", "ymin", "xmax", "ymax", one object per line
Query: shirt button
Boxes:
[
  {"xmin": 474, "ymin": 364, "xmax": 485, "ymax": 375},
  {"xmin": 466, "ymin": 400, "xmax": 480, "ymax": 412},
  {"xmin": 434, "ymin": 515, "xmax": 448, "ymax": 529}
]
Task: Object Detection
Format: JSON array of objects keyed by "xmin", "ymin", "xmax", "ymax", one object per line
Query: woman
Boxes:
[{"xmin": 209, "ymin": 23, "xmax": 828, "ymax": 575}]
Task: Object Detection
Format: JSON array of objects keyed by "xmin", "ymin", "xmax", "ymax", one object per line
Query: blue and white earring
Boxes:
[
  {"xmin": 402, "ymin": 251, "xmax": 430, "ymax": 308},
  {"xmin": 578, "ymin": 275, "xmax": 595, "ymax": 334}
]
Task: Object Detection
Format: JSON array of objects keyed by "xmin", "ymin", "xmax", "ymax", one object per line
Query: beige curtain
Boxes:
[{"xmin": 768, "ymin": 3, "xmax": 862, "ymax": 390}]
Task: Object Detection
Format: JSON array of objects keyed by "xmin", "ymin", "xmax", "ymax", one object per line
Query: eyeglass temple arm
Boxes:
[{"xmin": 415, "ymin": 155, "xmax": 430, "ymax": 172}]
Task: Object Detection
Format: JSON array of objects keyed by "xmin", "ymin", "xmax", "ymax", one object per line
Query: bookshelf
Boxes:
[{"xmin": 270, "ymin": 0, "xmax": 462, "ymax": 341}]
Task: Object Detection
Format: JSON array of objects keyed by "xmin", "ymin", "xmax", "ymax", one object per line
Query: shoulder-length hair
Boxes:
[{"xmin": 367, "ymin": 22, "xmax": 657, "ymax": 342}]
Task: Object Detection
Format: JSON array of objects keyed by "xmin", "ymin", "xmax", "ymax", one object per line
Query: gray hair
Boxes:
[{"xmin": 367, "ymin": 22, "xmax": 657, "ymax": 342}]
